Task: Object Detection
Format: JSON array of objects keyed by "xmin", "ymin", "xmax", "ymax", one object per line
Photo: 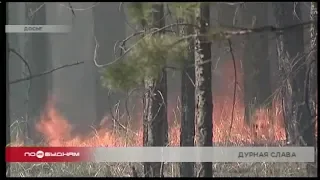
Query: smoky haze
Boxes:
[{"xmin": 7, "ymin": 2, "xmax": 311, "ymax": 142}]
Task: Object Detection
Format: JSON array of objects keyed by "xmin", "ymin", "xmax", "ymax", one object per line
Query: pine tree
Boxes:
[
  {"xmin": 176, "ymin": 9, "xmax": 196, "ymax": 179},
  {"xmin": 179, "ymin": 27, "xmax": 196, "ymax": 177},
  {"xmin": 194, "ymin": 3, "xmax": 213, "ymax": 177},
  {"xmin": 309, "ymin": 2, "xmax": 317, "ymax": 132},
  {"xmin": 99, "ymin": 2, "xmax": 185, "ymax": 177},
  {"xmin": 142, "ymin": 3, "xmax": 168, "ymax": 177},
  {"xmin": 101, "ymin": 2, "xmax": 214, "ymax": 177}
]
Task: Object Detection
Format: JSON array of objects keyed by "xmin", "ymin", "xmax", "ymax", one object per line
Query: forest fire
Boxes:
[
  {"xmin": 31, "ymin": 59, "xmax": 288, "ymax": 148},
  {"xmin": 32, "ymin": 92, "xmax": 286, "ymax": 147},
  {"xmin": 11, "ymin": 59, "xmax": 316, "ymax": 147}
]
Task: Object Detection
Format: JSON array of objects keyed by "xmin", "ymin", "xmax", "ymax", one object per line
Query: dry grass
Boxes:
[
  {"xmin": 7, "ymin": 89, "xmax": 317, "ymax": 177},
  {"xmin": 8, "ymin": 161, "xmax": 313, "ymax": 177},
  {"xmin": 7, "ymin": 123, "xmax": 316, "ymax": 178}
]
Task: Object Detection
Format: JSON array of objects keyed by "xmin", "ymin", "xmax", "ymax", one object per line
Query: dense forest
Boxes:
[{"xmin": 6, "ymin": 2, "xmax": 317, "ymax": 177}]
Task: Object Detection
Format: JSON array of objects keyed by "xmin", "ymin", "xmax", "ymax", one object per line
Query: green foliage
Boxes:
[
  {"xmin": 101, "ymin": 2, "xmax": 218, "ymax": 91},
  {"xmin": 168, "ymin": 2, "xmax": 200, "ymax": 22},
  {"xmin": 126, "ymin": 2, "xmax": 160, "ymax": 27},
  {"xmin": 101, "ymin": 2, "xmax": 227, "ymax": 91},
  {"xmin": 127, "ymin": 2, "xmax": 205, "ymax": 25},
  {"xmin": 101, "ymin": 34, "xmax": 189, "ymax": 91},
  {"xmin": 100, "ymin": 61, "xmax": 142, "ymax": 91}
]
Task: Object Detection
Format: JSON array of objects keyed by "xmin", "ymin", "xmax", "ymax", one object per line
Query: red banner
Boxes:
[{"xmin": 6, "ymin": 147, "xmax": 92, "ymax": 162}]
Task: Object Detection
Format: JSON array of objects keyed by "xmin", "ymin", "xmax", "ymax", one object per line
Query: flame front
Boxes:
[
  {"xmin": 33, "ymin": 99, "xmax": 286, "ymax": 147},
  {"xmin": 12, "ymin": 59, "xmax": 317, "ymax": 147}
]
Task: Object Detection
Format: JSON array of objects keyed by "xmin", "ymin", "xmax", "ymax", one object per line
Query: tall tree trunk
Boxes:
[
  {"xmin": 8, "ymin": 3, "xmax": 30, "ymax": 144},
  {"xmin": 143, "ymin": 3, "xmax": 168, "ymax": 177},
  {"xmin": 93, "ymin": 2, "xmax": 126, "ymax": 126},
  {"xmin": 273, "ymin": 2, "xmax": 310, "ymax": 145},
  {"xmin": 195, "ymin": 3, "xmax": 213, "ymax": 177},
  {"xmin": 309, "ymin": 2, "xmax": 317, "ymax": 132},
  {"xmin": 6, "ymin": 2, "xmax": 11, "ymax": 177},
  {"xmin": 180, "ymin": 17, "xmax": 195, "ymax": 178},
  {"xmin": 306, "ymin": 2, "xmax": 317, "ymax": 177},
  {"xmin": 242, "ymin": 3, "xmax": 272, "ymax": 126},
  {"xmin": 25, "ymin": 2, "xmax": 50, "ymax": 143},
  {"xmin": 138, "ymin": 2, "xmax": 149, "ymax": 177}
]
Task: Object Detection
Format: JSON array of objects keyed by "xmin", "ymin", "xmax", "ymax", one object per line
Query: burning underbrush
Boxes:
[
  {"xmin": 8, "ymin": 59, "xmax": 317, "ymax": 177},
  {"xmin": 10, "ymin": 94, "xmax": 287, "ymax": 147},
  {"xmin": 9, "ymin": 87, "xmax": 314, "ymax": 177},
  {"xmin": 39, "ymin": 97, "xmax": 286, "ymax": 147},
  {"xmin": 10, "ymin": 59, "xmax": 288, "ymax": 147},
  {"xmin": 8, "ymin": 97, "xmax": 315, "ymax": 177}
]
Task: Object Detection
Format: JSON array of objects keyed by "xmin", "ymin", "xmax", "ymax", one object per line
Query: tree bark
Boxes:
[
  {"xmin": 180, "ymin": 17, "xmax": 195, "ymax": 177},
  {"xmin": 306, "ymin": 2, "xmax": 317, "ymax": 177},
  {"xmin": 309, "ymin": 2, "xmax": 317, "ymax": 132},
  {"xmin": 242, "ymin": 2, "xmax": 272, "ymax": 125},
  {"xmin": 143, "ymin": 3, "xmax": 168, "ymax": 177},
  {"xmin": 195, "ymin": 3, "xmax": 213, "ymax": 177}
]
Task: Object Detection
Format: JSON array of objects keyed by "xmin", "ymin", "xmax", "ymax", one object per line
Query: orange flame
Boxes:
[{"xmin": 14, "ymin": 59, "xmax": 317, "ymax": 147}]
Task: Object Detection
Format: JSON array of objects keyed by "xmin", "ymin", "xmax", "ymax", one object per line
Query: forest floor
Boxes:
[
  {"xmin": 7, "ymin": 120, "xmax": 317, "ymax": 177},
  {"xmin": 8, "ymin": 161, "xmax": 315, "ymax": 177},
  {"xmin": 7, "ymin": 98, "xmax": 317, "ymax": 177},
  {"xmin": 7, "ymin": 125, "xmax": 318, "ymax": 177}
]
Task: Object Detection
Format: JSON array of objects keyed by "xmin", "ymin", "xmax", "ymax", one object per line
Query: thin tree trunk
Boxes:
[
  {"xmin": 195, "ymin": 3, "xmax": 213, "ymax": 177},
  {"xmin": 309, "ymin": 2, "xmax": 317, "ymax": 132},
  {"xmin": 25, "ymin": 2, "xmax": 50, "ymax": 143},
  {"xmin": 139, "ymin": 2, "xmax": 149, "ymax": 177},
  {"xmin": 129, "ymin": 2, "xmax": 150, "ymax": 176},
  {"xmin": 306, "ymin": 2, "xmax": 317, "ymax": 177},
  {"xmin": 180, "ymin": 16, "xmax": 195, "ymax": 177},
  {"xmin": 6, "ymin": 2, "xmax": 11, "ymax": 177},
  {"xmin": 273, "ymin": 3, "xmax": 297, "ymax": 144},
  {"xmin": 143, "ymin": 3, "xmax": 168, "ymax": 177},
  {"xmin": 242, "ymin": 3, "xmax": 272, "ymax": 126},
  {"xmin": 273, "ymin": 2, "xmax": 310, "ymax": 146}
]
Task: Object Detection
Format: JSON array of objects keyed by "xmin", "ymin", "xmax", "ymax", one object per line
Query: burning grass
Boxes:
[
  {"xmin": 8, "ymin": 96, "xmax": 316, "ymax": 177},
  {"xmin": 7, "ymin": 60, "xmax": 317, "ymax": 177},
  {"xmin": 11, "ymin": 96, "xmax": 286, "ymax": 147}
]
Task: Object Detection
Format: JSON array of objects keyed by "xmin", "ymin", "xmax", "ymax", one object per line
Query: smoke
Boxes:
[{"xmin": 26, "ymin": 59, "xmax": 288, "ymax": 147}]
